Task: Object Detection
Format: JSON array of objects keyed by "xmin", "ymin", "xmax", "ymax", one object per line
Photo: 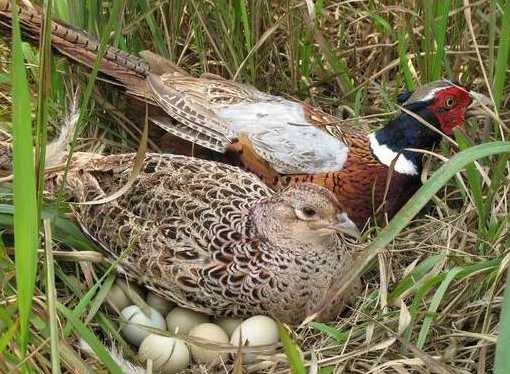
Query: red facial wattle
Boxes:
[{"xmin": 428, "ymin": 87, "xmax": 473, "ymax": 135}]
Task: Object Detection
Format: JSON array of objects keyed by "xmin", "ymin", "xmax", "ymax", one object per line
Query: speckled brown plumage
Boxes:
[{"xmin": 42, "ymin": 152, "xmax": 360, "ymax": 323}]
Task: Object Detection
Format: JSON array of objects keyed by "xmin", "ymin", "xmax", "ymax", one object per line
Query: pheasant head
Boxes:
[
  {"xmin": 399, "ymin": 80, "xmax": 490, "ymax": 135},
  {"xmin": 370, "ymin": 80, "xmax": 491, "ymax": 176},
  {"xmin": 252, "ymin": 183, "xmax": 360, "ymax": 247}
]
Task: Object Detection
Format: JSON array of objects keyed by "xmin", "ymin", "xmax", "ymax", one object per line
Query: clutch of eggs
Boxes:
[{"xmin": 107, "ymin": 281, "xmax": 279, "ymax": 369}]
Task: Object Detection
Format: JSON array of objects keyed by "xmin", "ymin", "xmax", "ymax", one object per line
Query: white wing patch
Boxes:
[
  {"xmin": 247, "ymin": 125, "xmax": 348, "ymax": 174},
  {"xmin": 215, "ymin": 101, "xmax": 348, "ymax": 174}
]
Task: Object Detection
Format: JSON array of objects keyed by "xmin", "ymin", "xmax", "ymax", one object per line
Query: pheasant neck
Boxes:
[{"xmin": 369, "ymin": 109, "xmax": 442, "ymax": 176}]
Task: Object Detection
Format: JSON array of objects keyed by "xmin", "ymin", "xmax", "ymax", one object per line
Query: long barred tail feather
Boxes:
[
  {"xmin": 0, "ymin": 0, "xmax": 149, "ymax": 96},
  {"xmin": 0, "ymin": 0, "xmax": 232, "ymax": 153}
]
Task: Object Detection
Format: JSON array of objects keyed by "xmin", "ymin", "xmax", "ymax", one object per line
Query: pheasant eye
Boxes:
[
  {"xmin": 302, "ymin": 207, "xmax": 317, "ymax": 217},
  {"xmin": 294, "ymin": 206, "xmax": 319, "ymax": 221},
  {"xmin": 445, "ymin": 96, "xmax": 455, "ymax": 108}
]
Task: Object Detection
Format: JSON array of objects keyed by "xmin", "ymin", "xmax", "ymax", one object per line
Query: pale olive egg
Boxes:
[
  {"xmin": 214, "ymin": 317, "xmax": 242, "ymax": 337},
  {"xmin": 165, "ymin": 307, "xmax": 209, "ymax": 335},
  {"xmin": 146, "ymin": 292, "xmax": 175, "ymax": 315},
  {"xmin": 139, "ymin": 334, "xmax": 190, "ymax": 373},
  {"xmin": 120, "ymin": 305, "xmax": 166, "ymax": 346},
  {"xmin": 106, "ymin": 284, "xmax": 131, "ymax": 312},
  {"xmin": 230, "ymin": 315, "xmax": 279, "ymax": 363},
  {"xmin": 188, "ymin": 323, "xmax": 229, "ymax": 364}
]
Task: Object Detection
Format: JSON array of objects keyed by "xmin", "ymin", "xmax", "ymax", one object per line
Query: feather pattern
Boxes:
[
  {"xmin": 148, "ymin": 74, "xmax": 350, "ymax": 175},
  {"xmin": 44, "ymin": 153, "xmax": 360, "ymax": 323}
]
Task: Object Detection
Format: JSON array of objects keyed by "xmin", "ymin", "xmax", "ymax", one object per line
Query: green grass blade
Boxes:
[
  {"xmin": 0, "ymin": 306, "xmax": 15, "ymax": 331},
  {"xmin": 57, "ymin": 303, "xmax": 123, "ymax": 374},
  {"xmin": 304, "ymin": 5, "xmax": 353, "ymax": 95},
  {"xmin": 62, "ymin": 261, "xmax": 119, "ymax": 337},
  {"xmin": 416, "ymin": 267, "xmax": 463, "ymax": 349},
  {"xmin": 0, "ymin": 204, "xmax": 100, "ymax": 251},
  {"xmin": 136, "ymin": 0, "xmax": 168, "ymax": 57},
  {"xmin": 238, "ymin": 0, "xmax": 254, "ymax": 80},
  {"xmin": 85, "ymin": 0, "xmax": 100, "ymax": 35},
  {"xmin": 34, "ymin": 0, "xmax": 54, "ymax": 214},
  {"xmin": 495, "ymin": 267, "xmax": 510, "ymax": 374},
  {"xmin": 430, "ymin": 0, "xmax": 451, "ymax": 80},
  {"xmin": 481, "ymin": 155, "xmax": 509, "ymax": 230},
  {"xmin": 403, "ymin": 274, "xmax": 442, "ymax": 345},
  {"xmin": 400, "ymin": 255, "xmax": 500, "ymax": 342},
  {"xmin": 190, "ymin": 0, "xmax": 234, "ymax": 77},
  {"xmin": 406, "ymin": 259, "xmax": 500, "ymax": 344},
  {"xmin": 0, "ymin": 320, "xmax": 18, "ymax": 354},
  {"xmin": 10, "ymin": 0, "xmax": 39, "ymax": 356},
  {"xmin": 319, "ymin": 368, "xmax": 333, "ymax": 374},
  {"xmin": 0, "ymin": 73, "xmax": 10, "ymax": 84},
  {"xmin": 400, "ymin": 272, "xmax": 442, "ymax": 343},
  {"xmin": 493, "ymin": 0, "xmax": 510, "ymax": 110},
  {"xmin": 43, "ymin": 219, "xmax": 61, "ymax": 374},
  {"xmin": 84, "ymin": 274, "xmax": 115, "ymax": 325},
  {"xmin": 396, "ymin": 26, "xmax": 415, "ymax": 90},
  {"xmin": 455, "ymin": 131, "xmax": 484, "ymax": 231},
  {"xmin": 422, "ymin": 0, "xmax": 434, "ymax": 80},
  {"xmin": 58, "ymin": 0, "xmax": 125, "ymax": 200},
  {"xmin": 278, "ymin": 322, "xmax": 306, "ymax": 374},
  {"xmin": 489, "ymin": 0, "xmax": 497, "ymax": 79},
  {"xmin": 309, "ymin": 322, "xmax": 346, "ymax": 344},
  {"xmin": 239, "ymin": 0, "xmax": 252, "ymax": 53},
  {"xmin": 388, "ymin": 255, "xmax": 443, "ymax": 302}
]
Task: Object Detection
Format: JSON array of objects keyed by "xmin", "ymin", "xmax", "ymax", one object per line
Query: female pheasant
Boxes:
[
  {"xmin": 0, "ymin": 1, "xmax": 490, "ymax": 228},
  {"xmin": 61, "ymin": 154, "xmax": 362, "ymax": 323},
  {"xmin": 0, "ymin": 132, "xmax": 360, "ymax": 323}
]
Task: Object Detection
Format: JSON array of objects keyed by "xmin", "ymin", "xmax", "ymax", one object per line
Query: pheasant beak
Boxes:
[
  {"xmin": 331, "ymin": 212, "xmax": 360, "ymax": 239},
  {"xmin": 466, "ymin": 91, "xmax": 493, "ymax": 117}
]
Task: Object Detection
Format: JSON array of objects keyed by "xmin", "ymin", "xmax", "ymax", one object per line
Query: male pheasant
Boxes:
[
  {"xmin": 0, "ymin": 1, "xmax": 490, "ymax": 228},
  {"xmin": 146, "ymin": 74, "xmax": 488, "ymax": 228}
]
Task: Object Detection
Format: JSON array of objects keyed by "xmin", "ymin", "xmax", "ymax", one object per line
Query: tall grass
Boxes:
[
  {"xmin": 10, "ymin": 0, "xmax": 39, "ymax": 358},
  {"xmin": 1, "ymin": 0, "xmax": 128, "ymax": 370},
  {"xmin": 493, "ymin": 0, "xmax": 510, "ymax": 111},
  {"xmin": 34, "ymin": 0, "xmax": 53, "ymax": 208},
  {"xmin": 490, "ymin": 1, "xmax": 510, "ymax": 372},
  {"xmin": 429, "ymin": 1, "xmax": 450, "ymax": 81},
  {"xmin": 495, "ymin": 270, "xmax": 510, "ymax": 374},
  {"xmin": 35, "ymin": 2, "xmax": 60, "ymax": 372},
  {"xmin": 56, "ymin": 0, "xmax": 124, "ymax": 200}
]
